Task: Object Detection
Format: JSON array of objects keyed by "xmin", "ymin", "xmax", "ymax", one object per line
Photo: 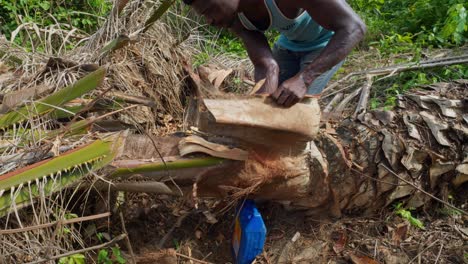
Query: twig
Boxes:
[
  {"xmin": 381, "ymin": 164, "xmax": 468, "ymax": 216},
  {"xmin": 354, "ymin": 74, "xmax": 374, "ymax": 118},
  {"xmin": 119, "ymin": 212, "xmax": 136, "ymax": 264},
  {"xmin": 175, "ymin": 252, "xmax": 214, "ymax": 264},
  {"xmin": 108, "ymin": 91, "xmax": 157, "ymax": 108},
  {"xmin": 322, "ymin": 81, "xmax": 358, "ymax": 99},
  {"xmin": 333, "ymin": 87, "xmax": 363, "ymax": 116},
  {"xmin": 323, "ymin": 93, "xmax": 344, "ymax": 114},
  {"xmin": 94, "ymin": 181, "xmax": 177, "ymax": 195},
  {"xmin": 434, "ymin": 243, "xmax": 443, "ymax": 264},
  {"xmin": 27, "ymin": 234, "xmax": 127, "ymax": 264},
  {"xmin": 0, "ymin": 212, "xmax": 110, "ymax": 235},
  {"xmin": 322, "ymin": 92, "xmax": 344, "ymax": 122},
  {"xmin": 323, "ymin": 72, "xmax": 358, "ymax": 93}
]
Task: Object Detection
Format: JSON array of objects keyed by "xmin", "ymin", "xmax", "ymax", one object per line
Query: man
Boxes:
[{"xmin": 183, "ymin": 0, "xmax": 366, "ymax": 107}]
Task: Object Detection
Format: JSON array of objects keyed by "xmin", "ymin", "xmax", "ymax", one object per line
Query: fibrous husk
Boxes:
[{"xmin": 237, "ymin": 154, "xmax": 310, "ymax": 198}]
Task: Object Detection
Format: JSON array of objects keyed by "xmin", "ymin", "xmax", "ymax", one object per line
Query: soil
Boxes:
[{"xmin": 109, "ymin": 194, "xmax": 467, "ymax": 264}]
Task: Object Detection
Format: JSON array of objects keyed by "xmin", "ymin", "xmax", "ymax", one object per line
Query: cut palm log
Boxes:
[{"xmin": 109, "ymin": 82, "xmax": 467, "ymax": 217}]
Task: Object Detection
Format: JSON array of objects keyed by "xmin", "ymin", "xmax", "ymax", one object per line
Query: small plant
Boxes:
[
  {"xmin": 394, "ymin": 203, "xmax": 425, "ymax": 229},
  {"xmin": 58, "ymin": 254, "xmax": 85, "ymax": 264},
  {"xmin": 98, "ymin": 247, "xmax": 126, "ymax": 264},
  {"xmin": 96, "ymin": 233, "xmax": 126, "ymax": 264}
]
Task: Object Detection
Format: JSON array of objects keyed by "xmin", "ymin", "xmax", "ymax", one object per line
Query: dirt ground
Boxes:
[{"xmin": 108, "ymin": 194, "xmax": 467, "ymax": 264}]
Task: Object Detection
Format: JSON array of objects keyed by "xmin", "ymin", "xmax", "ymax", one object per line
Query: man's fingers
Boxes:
[
  {"xmin": 284, "ymin": 94, "xmax": 298, "ymax": 107},
  {"xmin": 272, "ymin": 86, "xmax": 283, "ymax": 99},
  {"xmin": 277, "ymin": 90, "xmax": 290, "ymax": 105}
]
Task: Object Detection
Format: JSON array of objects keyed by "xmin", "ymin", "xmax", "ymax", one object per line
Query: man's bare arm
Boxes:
[
  {"xmin": 230, "ymin": 19, "xmax": 279, "ymax": 94},
  {"xmin": 297, "ymin": 0, "xmax": 366, "ymax": 84}
]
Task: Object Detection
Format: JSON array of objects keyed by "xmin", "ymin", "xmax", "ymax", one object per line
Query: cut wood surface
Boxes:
[{"xmin": 199, "ymin": 97, "xmax": 320, "ymax": 148}]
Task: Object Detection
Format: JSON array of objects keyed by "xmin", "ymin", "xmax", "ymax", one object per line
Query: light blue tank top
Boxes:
[{"xmin": 238, "ymin": 0, "xmax": 334, "ymax": 52}]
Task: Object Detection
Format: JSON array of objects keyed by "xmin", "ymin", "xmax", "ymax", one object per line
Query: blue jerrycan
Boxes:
[{"xmin": 232, "ymin": 200, "xmax": 267, "ymax": 264}]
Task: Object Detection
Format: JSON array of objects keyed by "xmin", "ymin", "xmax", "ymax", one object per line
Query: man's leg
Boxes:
[
  {"xmin": 300, "ymin": 49, "xmax": 344, "ymax": 96},
  {"xmin": 272, "ymin": 43, "xmax": 301, "ymax": 85}
]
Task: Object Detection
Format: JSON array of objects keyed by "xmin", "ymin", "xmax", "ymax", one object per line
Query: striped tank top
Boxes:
[{"xmin": 238, "ymin": 0, "xmax": 334, "ymax": 51}]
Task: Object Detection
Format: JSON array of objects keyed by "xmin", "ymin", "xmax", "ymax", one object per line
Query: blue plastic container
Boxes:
[{"xmin": 232, "ymin": 200, "xmax": 267, "ymax": 264}]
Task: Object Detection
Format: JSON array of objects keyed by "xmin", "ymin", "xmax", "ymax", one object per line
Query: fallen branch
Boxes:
[
  {"xmin": 333, "ymin": 87, "xmax": 363, "ymax": 117},
  {"xmin": 27, "ymin": 234, "xmax": 127, "ymax": 264},
  {"xmin": 0, "ymin": 212, "xmax": 110, "ymax": 235},
  {"xmin": 354, "ymin": 74, "xmax": 374, "ymax": 117},
  {"xmin": 322, "ymin": 93, "xmax": 343, "ymax": 122},
  {"xmin": 323, "ymin": 54, "xmax": 468, "ymax": 94}
]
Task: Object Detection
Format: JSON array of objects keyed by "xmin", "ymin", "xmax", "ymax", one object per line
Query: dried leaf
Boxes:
[
  {"xmin": 420, "ymin": 111, "xmax": 451, "ymax": 146},
  {"xmin": 293, "ymin": 241, "xmax": 326, "ymax": 262},
  {"xmin": 195, "ymin": 230, "xmax": 202, "ymax": 239},
  {"xmin": 207, "ymin": 68, "xmax": 233, "ymax": 91},
  {"xmin": 385, "ymin": 171, "xmax": 414, "ymax": 206},
  {"xmin": 379, "ymin": 247, "xmax": 409, "ymax": 264},
  {"xmin": 349, "ymin": 253, "xmax": 380, "ymax": 264},
  {"xmin": 429, "ymin": 160, "xmax": 455, "ymax": 189},
  {"xmin": 407, "ymin": 190, "xmax": 430, "ymax": 209},
  {"xmin": 332, "ymin": 230, "xmax": 347, "ymax": 254},
  {"xmin": 373, "ymin": 110, "xmax": 396, "ymax": 125},
  {"xmin": 401, "ymin": 146, "xmax": 427, "ymax": 175},
  {"xmin": 453, "ymin": 164, "xmax": 468, "ymax": 187},
  {"xmin": 381, "ymin": 129, "xmax": 404, "ymax": 170},
  {"xmin": 403, "ymin": 114, "xmax": 421, "ymax": 141},
  {"xmin": 202, "ymin": 210, "xmax": 218, "ymax": 224},
  {"xmin": 407, "ymin": 94, "xmax": 431, "ymax": 109},
  {"xmin": 392, "ymin": 224, "xmax": 408, "ymax": 246}
]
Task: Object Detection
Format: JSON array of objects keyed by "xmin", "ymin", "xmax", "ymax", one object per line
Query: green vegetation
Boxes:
[
  {"xmin": 370, "ymin": 65, "xmax": 468, "ymax": 110},
  {"xmin": 59, "ymin": 254, "xmax": 86, "ymax": 264},
  {"xmin": 349, "ymin": 0, "xmax": 468, "ymax": 108},
  {"xmin": 394, "ymin": 203, "xmax": 425, "ymax": 229},
  {"xmin": 0, "ymin": 0, "xmax": 111, "ymax": 50},
  {"xmin": 351, "ymin": 0, "xmax": 467, "ymax": 49},
  {"xmin": 95, "ymin": 233, "xmax": 127, "ymax": 264},
  {"xmin": 97, "ymin": 247, "xmax": 126, "ymax": 264}
]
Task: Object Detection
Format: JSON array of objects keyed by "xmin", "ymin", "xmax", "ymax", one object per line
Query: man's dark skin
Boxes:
[{"xmin": 189, "ymin": 0, "xmax": 366, "ymax": 107}]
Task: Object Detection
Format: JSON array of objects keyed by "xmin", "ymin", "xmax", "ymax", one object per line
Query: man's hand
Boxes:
[
  {"xmin": 254, "ymin": 61, "xmax": 279, "ymax": 95},
  {"xmin": 272, "ymin": 74, "xmax": 308, "ymax": 107}
]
